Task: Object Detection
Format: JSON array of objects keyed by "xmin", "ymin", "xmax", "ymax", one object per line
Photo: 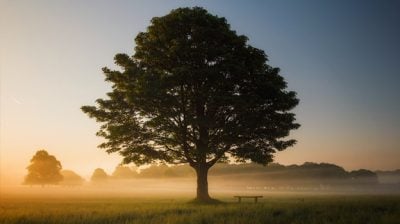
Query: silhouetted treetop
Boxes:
[
  {"xmin": 91, "ymin": 168, "xmax": 108, "ymax": 182},
  {"xmin": 24, "ymin": 150, "xmax": 63, "ymax": 186}
]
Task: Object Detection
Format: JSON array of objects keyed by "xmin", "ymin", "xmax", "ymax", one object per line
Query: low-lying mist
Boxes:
[{"xmin": 2, "ymin": 162, "xmax": 399, "ymax": 199}]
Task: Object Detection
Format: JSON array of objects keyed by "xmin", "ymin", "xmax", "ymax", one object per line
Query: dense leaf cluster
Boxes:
[{"xmin": 82, "ymin": 7, "xmax": 299, "ymax": 169}]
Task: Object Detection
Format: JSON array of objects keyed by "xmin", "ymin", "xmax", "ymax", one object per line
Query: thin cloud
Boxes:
[{"xmin": 11, "ymin": 97, "xmax": 22, "ymax": 105}]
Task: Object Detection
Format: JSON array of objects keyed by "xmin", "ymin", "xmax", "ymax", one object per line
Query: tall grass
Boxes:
[{"xmin": 1, "ymin": 195, "xmax": 399, "ymax": 224}]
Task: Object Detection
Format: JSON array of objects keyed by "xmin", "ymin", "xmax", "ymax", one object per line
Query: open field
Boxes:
[{"xmin": 1, "ymin": 194, "xmax": 399, "ymax": 224}]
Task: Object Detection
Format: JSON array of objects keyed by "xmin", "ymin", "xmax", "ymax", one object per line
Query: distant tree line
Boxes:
[
  {"xmin": 128, "ymin": 162, "xmax": 382, "ymax": 185},
  {"xmin": 89, "ymin": 162, "xmax": 391, "ymax": 187},
  {"xmin": 23, "ymin": 150, "xmax": 399, "ymax": 187}
]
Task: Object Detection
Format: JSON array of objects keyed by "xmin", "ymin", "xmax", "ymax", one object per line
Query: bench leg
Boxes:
[
  {"xmin": 238, "ymin": 197, "xmax": 241, "ymax": 203},
  {"xmin": 255, "ymin": 197, "xmax": 258, "ymax": 203}
]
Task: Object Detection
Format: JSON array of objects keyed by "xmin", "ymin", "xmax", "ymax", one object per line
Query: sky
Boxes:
[{"xmin": 1, "ymin": 0, "xmax": 399, "ymax": 185}]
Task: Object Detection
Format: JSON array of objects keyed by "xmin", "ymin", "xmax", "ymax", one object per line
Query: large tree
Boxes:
[
  {"xmin": 24, "ymin": 150, "xmax": 63, "ymax": 186},
  {"xmin": 82, "ymin": 7, "xmax": 299, "ymax": 202}
]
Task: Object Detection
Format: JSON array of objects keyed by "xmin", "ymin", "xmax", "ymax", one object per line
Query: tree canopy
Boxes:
[
  {"xmin": 24, "ymin": 150, "xmax": 63, "ymax": 186},
  {"xmin": 91, "ymin": 168, "xmax": 108, "ymax": 182},
  {"xmin": 82, "ymin": 7, "xmax": 299, "ymax": 201}
]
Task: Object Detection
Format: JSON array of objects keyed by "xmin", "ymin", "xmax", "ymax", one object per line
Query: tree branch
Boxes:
[{"xmin": 207, "ymin": 144, "xmax": 231, "ymax": 168}]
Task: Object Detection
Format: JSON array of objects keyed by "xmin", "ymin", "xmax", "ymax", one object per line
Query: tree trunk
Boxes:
[{"xmin": 195, "ymin": 166, "xmax": 211, "ymax": 201}]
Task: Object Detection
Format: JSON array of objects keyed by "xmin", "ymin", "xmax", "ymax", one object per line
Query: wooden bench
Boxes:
[{"xmin": 234, "ymin": 196, "xmax": 263, "ymax": 203}]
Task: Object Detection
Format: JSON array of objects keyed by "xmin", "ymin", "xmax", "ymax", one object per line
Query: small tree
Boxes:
[
  {"xmin": 90, "ymin": 168, "xmax": 108, "ymax": 182},
  {"xmin": 60, "ymin": 170, "xmax": 85, "ymax": 186},
  {"xmin": 24, "ymin": 150, "xmax": 63, "ymax": 186},
  {"xmin": 82, "ymin": 7, "xmax": 299, "ymax": 202}
]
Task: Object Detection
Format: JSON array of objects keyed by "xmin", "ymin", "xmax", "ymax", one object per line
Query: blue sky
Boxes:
[{"xmin": 1, "ymin": 0, "xmax": 399, "ymax": 184}]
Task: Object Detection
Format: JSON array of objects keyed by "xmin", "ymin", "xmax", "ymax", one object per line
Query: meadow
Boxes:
[{"xmin": 1, "ymin": 194, "xmax": 399, "ymax": 224}]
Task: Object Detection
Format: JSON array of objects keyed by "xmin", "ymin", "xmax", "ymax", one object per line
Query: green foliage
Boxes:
[
  {"xmin": 82, "ymin": 7, "xmax": 300, "ymax": 200},
  {"xmin": 81, "ymin": 7, "xmax": 299, "ymax": 168},
  {"xmin": 23, "ymin": 150, "xmax": 63, "ymax": 186},
  {"xmin": 1, "ymin": 196, "xmax": 399, "ymax": 224}
]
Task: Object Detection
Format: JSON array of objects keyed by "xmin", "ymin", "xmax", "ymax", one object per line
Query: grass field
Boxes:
[{"xmin": 1, "ymin": 195, "xmax": 399, "ymax": 224}]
